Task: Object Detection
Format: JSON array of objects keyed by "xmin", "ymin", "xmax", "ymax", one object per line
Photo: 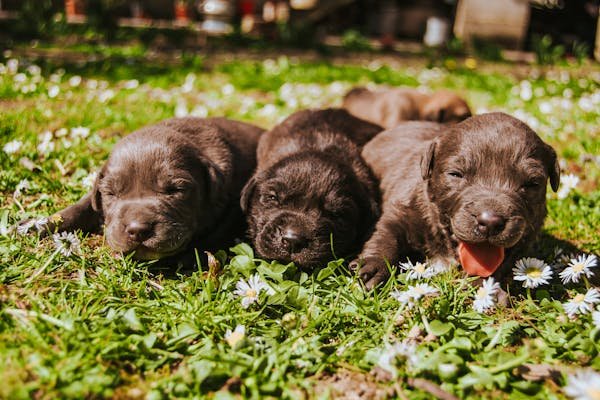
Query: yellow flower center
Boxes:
[
  {"xmin": 414, "ymin": 263, "xmax": 426, "ymax": 274},
  {"xmin": 245, "ymin": 289, "xmax": 257, "ymax": 298},
  {"xmin": 573, "ymin": 293, "xmax": 585, "ymax": 303},
  {"xmin": 572, "ymin": 263, "xmax": 584, "ymax": 273},
  {"xmin": 226, "ymin": 331, "xmax": 244, "ymax": 348},
  {"xmin": 525, "ymin": 267, "xmax": 542, "ymax": 278},
  {"xmin": 476, "ymin": 288, "xmax": 489, "ymax": 299}
]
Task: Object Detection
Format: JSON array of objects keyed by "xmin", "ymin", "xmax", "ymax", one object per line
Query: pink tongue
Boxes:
[{"xmin": 458, "ymin": 242, "xmax": 505, "ymax": 277}]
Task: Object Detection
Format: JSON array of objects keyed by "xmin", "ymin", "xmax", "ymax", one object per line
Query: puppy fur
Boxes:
[
  {"xmin": 352, "ymin": 112, "xmax": 560, "ymax": 289},
  {"xmin": 242, "ymin": 108, "xmax": 383, "ymax": 270},
  {"xmin": 45, "ymin": 117, "xmax": 263, "ymax": 261},
  {"xmin": 343, "ymin": 87, "xmax": 472, "ymax": 129}
]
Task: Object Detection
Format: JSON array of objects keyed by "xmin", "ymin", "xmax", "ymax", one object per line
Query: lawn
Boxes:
[{"xmin": 1, "ymin": 48, "xmax": 599, "ymax": 399}]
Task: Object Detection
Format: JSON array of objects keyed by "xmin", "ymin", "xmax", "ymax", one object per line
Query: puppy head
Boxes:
[
  {"xmin": 91, "ymin": 127, "xmax": 220, "ymax": 260},
  {"xmin": 421, "ymin": 91, "xmax": 472, "ymax": 123},
  {"xmin": 421, "ymin": 112, "xmax": 559, "ymax": 276},
  {"xmin": 242, "ymin": 153, "xmax": 378, "ymax": 269}
]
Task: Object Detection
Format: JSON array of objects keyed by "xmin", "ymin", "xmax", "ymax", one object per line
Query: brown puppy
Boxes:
[
  {"xmin": 343, "ymin": 87, "xmax": 471, "ymax": 129},
  {"xmin": 41, "ymin": 117, "xmax": 263, "ymax": 261},
  {"xmin": 241, "ymin": 108, "xmax": 382, "ymax": 270},
  {"xmin": 352, "ymin": 113, "xmax": 560, "ymax": 289}
]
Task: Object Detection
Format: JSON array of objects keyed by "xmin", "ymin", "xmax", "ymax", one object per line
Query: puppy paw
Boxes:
[{"xmin": 353, "ymin": 256, "xmax": 391, "ymax": 290}]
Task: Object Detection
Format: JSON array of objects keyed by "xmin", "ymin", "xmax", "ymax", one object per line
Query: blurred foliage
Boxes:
[
  {"xmin": 11, "ymin": 0, "xmax": 65, "ymax": 38},
  {"xmin": 341, "ymin": 29, "xmax": 372, "ymax": 52},
  {"xmin": 532, "ymin": 34, "xmax": 566, "ymax": 65}
]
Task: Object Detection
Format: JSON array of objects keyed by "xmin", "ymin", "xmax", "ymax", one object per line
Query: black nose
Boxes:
[
  {"xmin": 476, "ymin": 211, "xmax": 506, "ymax": 236},
  {"xmin": 281, "ymin": 228, "xmax": 307, "ymax": 251},
  {"xmin": 125, "ymin": 221, "xmax": 153, "ymax": 242}
]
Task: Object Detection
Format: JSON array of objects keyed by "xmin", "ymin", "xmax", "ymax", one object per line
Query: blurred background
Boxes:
[{"xmin": 0, "ymin": 0, "xmax": 599, "ymax": 63}]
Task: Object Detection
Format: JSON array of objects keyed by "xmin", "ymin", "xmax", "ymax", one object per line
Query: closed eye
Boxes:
[{"xmin": 448, "ymin": 171, "xmax": 464, "ymax": 178}]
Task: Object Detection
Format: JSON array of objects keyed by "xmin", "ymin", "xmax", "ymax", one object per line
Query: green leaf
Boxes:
[
  {"xmin": 229, "ymin": 242, "xmax": 254, "ymax": 258},
  {"xmin": 122, "ymin": 308, "xmax": 143, "ymax": 332},
  {"xmin": 429, "ymin": 320, "xmax": 453, "ymax": 336}
]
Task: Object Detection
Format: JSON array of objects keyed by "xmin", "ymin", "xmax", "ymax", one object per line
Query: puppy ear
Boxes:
[
  {"xmin": 420, "ymin": 141, "xmax": 437, "ymax": 180},
  {"xmin": 198, "ymin": 156, "xmax": 227, "ymax": 205},
  {"xmin": 240, "ymin": 174, "xmax": 258, "ymax": 213},
  {"xmin": 543, "ymin": 143, "xmax": 560, "ymax": 192},
  {"xmin": 90, "ymin": 165, "xmax": 105, "ymax": 212}
]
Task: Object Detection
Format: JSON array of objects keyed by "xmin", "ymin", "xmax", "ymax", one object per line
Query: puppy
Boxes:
[
  {"xmin": 241, "ymin": 108, "xmax": 382, "ymax": 269},
  {"xmin": 352, "ymin": 113, "xmax": 560, "ymax": 289},
  {"xmin": 40, "ymin": 117, "xmax": 263, "ymax": 260},
  {"xmin": 343, "ymin": 87, "xmax": 471, "ymax": 129}
]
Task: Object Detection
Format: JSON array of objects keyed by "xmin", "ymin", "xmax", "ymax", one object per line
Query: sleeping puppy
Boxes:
[
  {"xmin": 38, "ymin": 117, "xmax": 263, "ymax": 261},
  {"xmin": 343, "ymin": 87, "xmax": 471, "ymax": 129},
  {"xmin": 241, "ymin": 108, "xmax": 382, "ymax": 270},
  {"xmin": 351, "ymin": 112, "xmax": 560, "ymax": 289}
]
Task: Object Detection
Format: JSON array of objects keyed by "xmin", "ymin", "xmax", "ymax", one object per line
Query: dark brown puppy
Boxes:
[
  {"xmin": 352, "ymin": 112, "xmax": 560, "ymax": 289},
  {"xmin": 343, "ymin": 87, "xmax": 472, "ymax": 129},
  {"xmin": 43, "ymin": 117, "xmax": 263, "ymax": 260},
  {"xmin": 242, "ymin": 108, "xmax": 382, "ymax": 269}
]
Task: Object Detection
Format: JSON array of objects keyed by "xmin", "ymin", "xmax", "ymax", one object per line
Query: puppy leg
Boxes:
[
  {"xmin": 31, "ymin": 193, "xmax": 103, "ymax": 235},
  {"xmin": 351, "ymin": 215, "xmax": 401, "ymax": 289}
]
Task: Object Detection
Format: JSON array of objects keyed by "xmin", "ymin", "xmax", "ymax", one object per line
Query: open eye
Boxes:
[
  {"xmin": 448, "ymin": 171, "xmax": 464, "ymax": 179},
  {"xmin": 262, "ymin": 192, "xmax": 279, "ymax": 204}
]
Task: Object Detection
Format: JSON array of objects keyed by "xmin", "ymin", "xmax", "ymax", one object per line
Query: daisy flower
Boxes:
[
  {"xmin": 400, "ymin": 260, "xmax": 436, "ymax": 280},
  {"xmin": 33, "ymin": 217, "xmax": 48, "ymax": 232},
  {"xmin": 473, "ymin": 277, "xmax": 501, "ymax": 313},
  {"xmin": 17, "ymin": 219, "xmax": 35, "ymax": 235},
  {"xmin": 224, "ymin": 324, "xmax": 245, "ymax": 349},
  {"xmin": 71, "ymin": 126, "xmax": 91, "ymax": 139},
  {"xmin": 559, "ymin": 254, "xmax": 598, "ymax": 284},
  {"xmin": 513, "ymin": 257, "xmax": 553, "ymax": 288},
  {"xmin": 52, "ymin": 231, "xmax": 81, "ymax": 257},
  {"xmin": 233, "ymin": 274, "xmax": 274, "ymax": 309},
  {"xmin": 377, "ymin": 340, "xmax": 419, "ymax": 378},
  {"xmin": 81, "ymin": 171, "xmax": 98, "ymax": 189},
  {"xmin": 557, "ymin": 173, "xmax": 579, "ymax": 200},
  {"xmin": 563, "ymin": 369, "xmax": 600, "ymax": 400},
  {"xmin": 13, "ymin": 179, "xmax": 30, "ymax": 198},
  {"xmin": 3, "ymin": 139, "xmax": 22, "ymax": 155},
  {"xmin": 563, "ymin": 288, "xmax": 600, "ymax": 319},
  {"xmin": 392, "ymin": 283, "xmax": 439, "ymax": 309},
  {"xmin": 592, "ymin": 310, "xmax": 600, "ymax": 329}
]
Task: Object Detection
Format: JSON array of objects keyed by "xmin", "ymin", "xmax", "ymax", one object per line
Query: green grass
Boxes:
[{"xmin": 1, "ymin": 52, "xmax": 599, "ymax": 399}]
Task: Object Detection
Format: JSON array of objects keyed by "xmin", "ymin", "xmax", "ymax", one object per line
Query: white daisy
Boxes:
[
  {"xmin": 224, "ymin": 324, "xmax": 245, "ymax": 348},
  {"xmin": 3, "ymin": 139, "xmax": 22, "ymax": 155},
  {"xmin": 557, "ymin": 173, "xmax": 580, "ymax": 200},
  {"xmin": 560, "ymin": 254, "xmax": 598, "ymax": 284},
  {"xmin": 392, "ymin": 283, "xmax": 439, "ymax": 309},
  {"xmin": 81, "ymin": 171, "xmax": 98, "ymax": 189},
  {"xmin": 69, "ymin": 75, "xmax": 82, "ymax": 87},
  {"xmin": 513, "ymin": 257, "xmax": 553, "ymax": 288},
  {"xmin": 400, "ymin": 260, "xmax": 436, "ymax": 280},
  {"xmin": 377, "ymin": 340, "xmax": 419, "ymax": 378},
  {"xmin": 48, "ymin": 85, "xmax": 59, "ymax": 98},
  {"xmin": 563, "ymin": 369, "xmax": 600, "ymax": 400},
  {"xmin": 592, "ymin": 310, "xmax": 600, "ymax": 329},
  {"xmin": 17, "ymin": 219, "xmax": 35, "ymax": 235},
  {"xmin": 563, "ymin": 288, "xmax": 600, "ymax": 319},
  {"xmin": 233, "ymin": 274, "xmax": 274, "ymax": 309},
  {"xmin": 473, "ymin": 277, "xmax": 501, "ymax": 313},
  {"xmin": 13, "ymin": 179, "xmax": 30, "ymax": 198},
  {"xmin": 71, "ymin": 126, "xmax": 90, "ymax": 139},
  {"xmin": 52, "ymin": 231, "xmax": 81, "ymax": 257},
  {"xmin": 33, "ymin": 217, "xmax": 49, "ymax": 232}
]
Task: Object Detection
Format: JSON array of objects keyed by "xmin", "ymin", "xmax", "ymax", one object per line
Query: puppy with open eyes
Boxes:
[
  {"xmin": 351, "ymin": 112, "xmax": 560, "ymax": 289},
  {"xmin": 241, "ymin": 108, "xmax": 383, "ymax": 270},
  {"xmin": 35, "ymin": 117, "xmax": 263, "ymax": 263},
  {"xmin": 342, "ymin": 87, "xmax": 472, "ymax": 129}
]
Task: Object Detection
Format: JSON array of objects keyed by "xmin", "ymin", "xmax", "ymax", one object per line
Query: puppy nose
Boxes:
[
  {"xmin": 125, "ymin": 221, "xmax": 153, "ymax": 242},
  {"xmin": 476, "ymin": 211, "xmax": 506, "ymax": 236},
  {"xmin": 281, "ymin": 228, "xmax": 307, "ymax": 250}
]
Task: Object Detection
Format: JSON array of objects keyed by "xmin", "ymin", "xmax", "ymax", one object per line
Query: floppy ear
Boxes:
[
  {"xmin": 240, "ymin": 174, "xmax": 258, "ymax": 213},
  {"xmin": 90, "ymin": 165, "xmax": 105, "ymax": 212},
  {"xmin": 198, "ymin": 156, "xmax": 227, "ymax": 205},
  {"xmin": 420, "ymin": 141, "xmax": 437, "ymax": 180},
  {"xmin": 543, "ymin": 143, "xmax": 560, "ymax": 192}
]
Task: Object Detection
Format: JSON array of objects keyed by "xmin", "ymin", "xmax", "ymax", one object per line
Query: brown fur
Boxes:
[
  {"xmin": 352, "ymin": 113, "xmax": 560, "ymax": 289},
  {"xmin": 343, "ymin": 87, "xmax": 472, "ymax": 129}
]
